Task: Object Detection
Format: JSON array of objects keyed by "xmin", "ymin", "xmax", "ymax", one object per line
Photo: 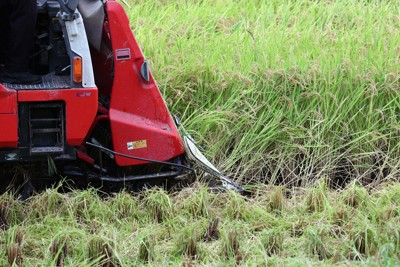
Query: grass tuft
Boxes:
[
  {"xmin": 0, "ymin": 204, "xmax": 9, "ymax": 230},
  {"xmin": 175, "ymin": 223, "xmax": 204, "ymax": 260},
  {"xmin": 221, "ymin": 229, "xmax": 243, "ymax": 264},
  {"xmin": 184, "ymin": 238, "xmax": 197, "ymax": 259},
  {"xmin": 203, "ymin": 218, "xmax": 220, "ymax": 242},
  {"xmin": 49, "ymin": 238, "xmax": 69, "ymax": 267},
  {"xmin": 142, "ymin": 189, "xmax": 174, "ymax": 223},
  {"xmin": 223, "ymin": 191, "xmax": 246, "ymax": 220},
  {"xmin": 349, "ymin": 222, "xmax": 378, "ymax": 258},
  {"xmin": 342, "ymin": 182, "xmax": 370, "ymax": 208},
  {"xmin": 304, "ymin": 226, "xmax": 330, "ymax": 260},
  {"xmin": 107, "ymin": 192, "xmax": 140, "ymax": 221},
  {"xmin": 268, "ymin": 186, "xmax": 285, "ymax": 212},
  {"xmin": 138, "ymin": 235, "xmax": 155, "ymax": 263},
  {"xmin": 259, "ymin": 229, "xmax": 284, "ymax": 256},
  {"xmin": 305, "ymin": 179, "xmax": 329, "ymax": 212},
  {"xmin": 6, "ymin": 227, "xmax": 24, "ymax": 266},
  {"xmin": 332, "ymin": 206, "xmax": 350, "ymax": 226},
  {"xmin": 88, "ymin": 237, "xmax": 115, "ymax": 267},
  {"xmin": 7, "ymin": 244, "xmax": 23, "ymax": 266}
]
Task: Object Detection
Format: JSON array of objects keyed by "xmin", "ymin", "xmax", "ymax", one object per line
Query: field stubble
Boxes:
[{"xmin": 0, "ymin": 182, "xmax": 400, "ymax": 265}]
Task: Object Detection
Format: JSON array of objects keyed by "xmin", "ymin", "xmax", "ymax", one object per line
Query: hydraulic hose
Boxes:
[{"xmin": 85, "ymin": 141, "xmax": 195, "ymax": 174}]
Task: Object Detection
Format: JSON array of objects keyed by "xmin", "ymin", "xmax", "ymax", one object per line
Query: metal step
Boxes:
[
  {"xmin": 3, "ymin": 72, "xmax": 70, "ymax": 90},
  {"xmin": 31, "ymin": 146, "xmax": 64, "ymax": 154},
  {"xmin": 30, "ymin": 118, "xmax": 62, "ymax": 122},
  {"xmin": 31, "ymin": 128, "xmax": 62, "ymax": 133}
]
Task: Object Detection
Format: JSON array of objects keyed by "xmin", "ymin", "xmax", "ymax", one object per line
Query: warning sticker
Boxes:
[{"xmin": 127, "ymin": 140, "xmax": 147, "ymax": 150}]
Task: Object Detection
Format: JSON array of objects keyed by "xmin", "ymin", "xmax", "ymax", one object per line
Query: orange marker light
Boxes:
[{"xmin": 73, "ymin": 57, "xmax": 82, "ymax": 83}]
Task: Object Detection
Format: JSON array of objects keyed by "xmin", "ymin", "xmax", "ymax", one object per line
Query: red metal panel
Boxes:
[
  {"xmin": 0, "ymin": 114, "xmax": 18, "ymax": 148},
  {"xmin": 0, "ymin": 84, "xmax": 18, "ymax": 148},
  {"xmin": 18, "ymin": 88, "xmax": 98, "ymax": 146},
  {"xmin": 0, "ymin": 84, "xmax": 17, "ymax": 113},
  {"xmin": 106, "ymin": 1, "xmax": 184, "ymax": 166}
]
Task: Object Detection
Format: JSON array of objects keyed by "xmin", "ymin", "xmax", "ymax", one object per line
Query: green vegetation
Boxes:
[
  {"xmin": 127, "ymin": 0, "xmax": 399, "ymax": 185},
  {"xmin": 1, "ymin": 182, "xmax": 400, "ymax": 265},
  {"xmin": 1, "ymin": 0, "xmax": 400, "ymax": 265}
]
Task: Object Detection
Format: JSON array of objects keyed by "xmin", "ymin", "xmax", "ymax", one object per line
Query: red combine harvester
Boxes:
[{"xmin": 0, "ymin": 0, "xmax": 242, "ymax": 196}]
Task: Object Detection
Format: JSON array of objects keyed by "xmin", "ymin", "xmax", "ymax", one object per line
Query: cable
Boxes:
[{"xmin": 85, "ymin": 142, "xmax": 195, "ymax": 173}]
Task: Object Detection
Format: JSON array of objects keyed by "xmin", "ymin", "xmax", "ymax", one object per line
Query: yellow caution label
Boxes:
[{"xmin": 127, "ymin": 140, "xmax": 147, "ymax": 150}]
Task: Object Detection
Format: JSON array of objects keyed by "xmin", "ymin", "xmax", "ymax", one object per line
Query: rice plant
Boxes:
[{"xmin": 125, "ymin": 0, "xmax": 400, "ymax": 185}]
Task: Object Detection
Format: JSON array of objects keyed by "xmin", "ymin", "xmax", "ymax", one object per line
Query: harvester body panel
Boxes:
[
  {"xmin": 0, "ymin": 86, "xmax": 18, "ymax": 147},
  {"xmin": 106, "ymin": 1, "xmax": 184, "ymax": 166}
]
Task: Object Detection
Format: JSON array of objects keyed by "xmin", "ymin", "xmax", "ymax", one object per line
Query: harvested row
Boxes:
[{"xmin": 0, "ymin": 182, "xmax": 399, "ymax": 265}]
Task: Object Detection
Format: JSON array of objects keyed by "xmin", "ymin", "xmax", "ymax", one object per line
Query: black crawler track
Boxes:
[{"xmin": 0, "ymin": 156, "xmax": 195, "ymax": 199}]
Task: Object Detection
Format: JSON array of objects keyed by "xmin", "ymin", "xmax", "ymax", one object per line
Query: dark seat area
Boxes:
[
  {"xmin": 30, "ymin": 0, "xmax": 71, "ymax": 84},
  {"xmin": 36, "ymin": 0, "xmax": 48, "ymax": 10}
]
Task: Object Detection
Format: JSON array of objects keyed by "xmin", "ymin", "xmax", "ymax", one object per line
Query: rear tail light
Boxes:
[{"xmin": 73, "ymin": 56, "xmax": 82, "ymax": 83}]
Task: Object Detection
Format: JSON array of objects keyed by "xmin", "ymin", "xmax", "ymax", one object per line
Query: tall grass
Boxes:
[{"xmin": 124, "ymin": 0, "xmax": 399, "ymax": 185}]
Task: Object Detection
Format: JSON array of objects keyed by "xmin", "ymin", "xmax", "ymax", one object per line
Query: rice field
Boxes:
[
  {"xmin": 1, "ymin": 0, "xmax": 400, "ymax": 265},
  {"xmin": 126, "ymin": 0, "xmax": 400, "ymax": 186}
]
